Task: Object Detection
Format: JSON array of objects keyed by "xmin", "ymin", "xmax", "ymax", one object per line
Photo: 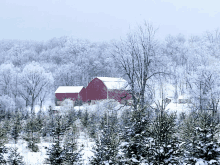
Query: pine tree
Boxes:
[
  {"xmin": 181, "ymin": 111, "xmax": 220, "ymax": 164},
  {"xmin": 63, "ymin": 124, "xmax": 82, "ymax": 165},
  {"xmin": 87, "ymin": 113, "xmax": 98, "ymax": 139},
  {"xmin": 91, "ymin": 111, "xmax": 120, "ymax": 165},
  {"xmin": 3, "ymin": 117, "xmax": 12, "ymax": 136},
  {"xmin": 0, "ymin": 123, "xmax": 7, "ymax": 164},
  {"xmin": 7, "ymin": 147, "xmax": 25, "ymax": 165},
  {"xmin": 82, "ymin": 109, "xmax": 89, "ymax": 128},
  {"xmin": 46, "ymin": 115, "xmax": 65, "ymax": 165},
  {"xmin": 36, "ymin": 109, "xmax": 44, "ymax": 133},
  {"xmin": 147, "ymin": 110, "xmax": 183, "ymax": 164},
  {"xmin": 24, "ymin": 112, "xmax": 40, "ymax": 152},
  {"xmin": 77, "ymin": 110, "xmax": 82, "ymax": 120},
  {"xmin": 11, "ymin": 114, "xmax": 21, "ymax": 144},
  {"xmin": 120, "ymin": 106, "xmax": 151, "ymax": 164},
  {"xmin": 66, "ymin": 108, "xmax": 77, "ymax": 127}
]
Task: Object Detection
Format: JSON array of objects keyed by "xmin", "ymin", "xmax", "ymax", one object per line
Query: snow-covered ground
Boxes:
[
  {"xmin": 165, "ymin": 98, "xmax": 191, "ymax": 116},
  {"xmin": 4, "ymin": 139, "xmax": 52, "ymax": 165},
  {"xmin": 3, "ymin": 120, "xmax": 95, "ymax": 165}
]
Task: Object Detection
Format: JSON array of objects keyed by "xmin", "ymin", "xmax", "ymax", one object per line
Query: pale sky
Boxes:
[{"xmin": 0, "ymin": 0, "xmax": 220, "ymax": 42}]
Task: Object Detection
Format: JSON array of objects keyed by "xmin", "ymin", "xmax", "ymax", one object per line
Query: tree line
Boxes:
[{"xmin": 1, "ymin": 21, "xmax": 220, "ymax": 164}]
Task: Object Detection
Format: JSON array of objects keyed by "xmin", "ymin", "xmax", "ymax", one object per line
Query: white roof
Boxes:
[
  {"xmin": 97, "ymin": 77, "xmax": 131, "ymax": 90},
  {"xmin": 55, "ymin": 86, "xmax": 83, "ymax": 93}
]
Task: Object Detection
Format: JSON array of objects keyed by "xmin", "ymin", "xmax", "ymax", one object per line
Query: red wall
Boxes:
[
  {"xmin": 55, "ymin": 93, "xmax": 79, "ymax": 101},
  {"xmin": 108, "ymin": 90, "xmax": 132, "ymax": 103},
  {"xmin": 79, "ymin": 87, "xmax": 86, "ymax": 102},
  {"xmin": 86, "ymin": 78, "xmax": 107, "ymax": 101}
]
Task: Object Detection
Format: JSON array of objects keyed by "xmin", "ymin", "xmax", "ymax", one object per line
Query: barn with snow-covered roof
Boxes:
[
  {"xmin": 86, "ymin": 77, "xmax": 132, "ymax": 103},
  {"xmin": 55, "ymin": 86, "xmax": 86, "ymax": 105}
]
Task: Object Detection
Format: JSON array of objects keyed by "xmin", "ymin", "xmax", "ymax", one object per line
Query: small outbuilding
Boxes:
[
  {"xmin": 86, "ymin": 77, "xmax": 132, "ymax": 103},
  {"xmin": 55, "ymin": 86, "xmax": 86, "ymax": 105}
]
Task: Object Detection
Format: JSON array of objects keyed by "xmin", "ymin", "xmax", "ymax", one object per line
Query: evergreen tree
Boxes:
[
  {"xmin": 147, "ymin": 110, "xmax": 183, "ymax": 164},
  {"xmin": 36, "ymin": 109, "xmax": 44, "ymax": 133},
  {"xmin": 0, "ymin": 123, "xmax": 7, "ymax": 164},
  {"xmin": 66, "ymin": 108, "xmax": 77, "ymax": 128},
  {"xmin": 77, "ymin": 110, "xmax": 82, "ymax": 120},
  {"xmin": 11, "ymin": 114, "xmax": 21, "ymax": 144},
  {"xmin": 181, "ymin": 111, "xmax": 220, "ymax": 164},
  {"xmin": 24, "ymin": 112, "xmax": 40, "ymax": 152},
  {"xmin": 120, "ymin": 106, "xmax": 151, "ymax": 164},
  {"xmin": 99, "ymin": 112, "xmax": 107, "ymax": 131},
  {"xmin": 87, "ymin": 113, "xmax": 98, "ymax": 139},
  {"xmin": 3, "ymin": 117, "xmax": 12, "ymax": 136},
  {"xmin": 91, "ymin": 111, "xmax": 120, "ymax": 165},
  {"xmin": 46, "ymin": 115, "xmax": 65, "ymax": 165},
  {"xmin": 7, "ymin": 147, "xmax": 25, "ymax": 165},
  {"xmin": 82, "ymin": 109, "xmax": 89, "ymax": 128},
  {"xmin": 63, "ymin": 124, "xmax": 82, "ymax": 165}
]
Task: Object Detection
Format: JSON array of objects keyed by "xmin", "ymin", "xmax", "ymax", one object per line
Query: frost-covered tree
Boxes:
[
  {"xmin": 112, "ymin": 22, "xmax": 166, "ymax": 109},
  {"xmin": 147, "ymin": 110, "xmax": 183, "ymax": 164},
  {"xmin": 7, "ymin": 147, "xmax": 25, "ymax": 165},
  {"xmin": 24, "ymin": 112, "xmax": 40, "ymax": 152},
  {"xmin": 11, "ymin": 113, "xmax": 21, "ymax": 144},
  {"xmin": 0, "ymin": 95, "xmax": 16, "ymax": 120},
  {"xmin": 46, "ymin": 115, "xmax": 65, "ymax": 165},
  {"xmin": 0, "ymin": 122, "xmax": 7, "ymax": 164},
  {"xmin": 91, "ymin": 111, "xmax": 120, "ymax": 164},
  {"xmin": 187, "ymin": 65, "xmax": 220, "ymax": 116},
  {"xmin": 54, "ymin": 63, "xmax": 83, "ymax": 88},
  {"xmin": 63, "ymin": 124, "xmax": 82, "ymax": 165},
  {"xmin": 0, "ymin": 63, "xmax": 16, "ymax": 96},
  {"xmin": 18, "ymin": 61, "xmax": 54, "ymax": 112},
  {"xmin": 181, "ymin": 111, "xmax": 220, "ymax": 164},
  {"xmin": 82, "ymin": 109, "xmax": 89, "ymax": 128},
  {"xmin": 119, "ymin": 106, "xmax": 151, "ymax": 164}
]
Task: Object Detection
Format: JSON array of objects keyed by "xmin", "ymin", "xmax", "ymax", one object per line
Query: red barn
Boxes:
[
  {"xmin": 86, "ymin": 77, "xmax": 132, "ymax": 103},
  {"xmin": 55, "ymin": 86, "xmax": 86, "ymax": 105}
]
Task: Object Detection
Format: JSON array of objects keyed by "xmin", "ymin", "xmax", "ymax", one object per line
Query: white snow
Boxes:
[
  {"xmin": 195, "ymin": 159, "xmax": 208, "ymax": 165},
  {"xmin": 4, "ymin": 139, "xmax": 52, "ymax": 165},
  {"xmin": 55, "ymin": 86, "xmax": 84, "ymax": 93},
  {"xmin": 3, "ymin": 120, "xmax": 95, "ymax": 165},
  {"xmin": 97, "ymin": 77, "xmax": 131, "ymax": 90},
  {"xmin": 165, "ymin": 98, "xmax": 191, "ymax": 116}
]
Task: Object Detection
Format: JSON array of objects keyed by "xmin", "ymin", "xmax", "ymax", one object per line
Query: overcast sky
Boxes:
[{"xmin": 0, "ymin": 0, "xmax": 220, "ymax": 42}]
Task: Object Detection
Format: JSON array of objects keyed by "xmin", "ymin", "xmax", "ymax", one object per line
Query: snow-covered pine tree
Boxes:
[
  {"xmin": 87, "ymin": 112, "xmax": 99, "ymax": 139},
  {"xmin": 0, "ymin": 122, "xmax": 7, "ymax": 164},
  {"xmin": 91, "ymin": 111, "xmax": 120, "ymax": 164},
  {"xmin": 66, "ymin": 108, "xmax": 77, "ymax": 127},
  {"xmin": 7, "ymin": 147, "xmax": 25, "ymax": 165},
  {"xmin": 181, "ymin": 111, "xmax": 220, "ymax": 164},
  {"xmin": 11, "ymin": 113, "xmax": 21, "ymax": 144},
  {"xmin": 24, "ymin": 112, "xmax": 40, "ymax": 152},
  {"xmin": 36, "ymin": 109, "xmax": 44, "ymax": 134},
  {"xmin": 3, "ymin": 117, "xmax": 12, "ymax": 136},
  {"xmin": 147, "ymin": 110, "xmax": 183, "ymax": 164},
  {"xmin": 46, "ymin": 115, "xmax": 65, "ymax": 165},
  {"xmin": 82, "ymin": 109, "xmax": 89, "ymax": 128},
  {"xmin": 77, "ymin": 110, "xmax": 82, "ymax": 120},
  {"xmin": 119, "ymin": 106, "xmax": 151, "ymax": 164},
  {"xmin": 63, "ymin": 124, "xmax": 82, "ymax": 165},
  {"xmin": 99, "ymin": 112, "xmax": 107, "ymax": 131}
]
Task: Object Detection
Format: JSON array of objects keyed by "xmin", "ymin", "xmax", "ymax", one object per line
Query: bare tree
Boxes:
[
  {"xmin": 112, "ymin": 22, "xmax": 166, "ymax": 109},
  {"xmin": 18, "ymin": 62, "xmax": 54, "ymax": 113}
]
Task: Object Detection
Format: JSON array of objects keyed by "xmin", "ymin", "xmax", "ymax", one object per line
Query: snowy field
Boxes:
[
  {"xmin": 3, "ymin": 120, "xmax": 95, "ymax": 165},
  {"xmin": 2, "ymin": 97, "xmax": 214, "ymax": 165}
]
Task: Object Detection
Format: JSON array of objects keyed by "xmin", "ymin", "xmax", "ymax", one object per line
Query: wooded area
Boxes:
[{"xmin": 1, "ymin": 22, "xmax": 220, "ymax": 164}]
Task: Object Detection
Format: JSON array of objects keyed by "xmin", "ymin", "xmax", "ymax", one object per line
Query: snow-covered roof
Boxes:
[
  {"xmin": 55, "ymin": 86, "xmax": 84, "ymax": 93},
  {"xmin": 97, "ymin": 77, "xmax": 131, "ymax": 90}
]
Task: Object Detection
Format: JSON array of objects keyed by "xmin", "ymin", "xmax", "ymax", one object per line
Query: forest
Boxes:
[{"xmin": 1, "ymin": 22, "xmax": 220, "ymax": 164}]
